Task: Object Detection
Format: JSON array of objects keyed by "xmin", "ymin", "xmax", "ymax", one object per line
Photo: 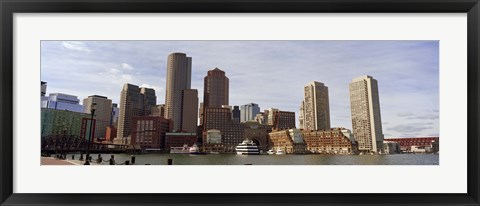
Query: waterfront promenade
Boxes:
[{"xmin": 41, "ymin": 157, "xmax": 97, "ymax": 165}]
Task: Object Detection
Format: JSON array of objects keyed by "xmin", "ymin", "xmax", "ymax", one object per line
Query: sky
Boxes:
[{"xmin": 41, "ymin": 40, "xmax": 439, "ymax": 138}]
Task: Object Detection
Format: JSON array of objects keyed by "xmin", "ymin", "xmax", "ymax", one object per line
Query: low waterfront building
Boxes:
[
  {"xmin": 244, "ymin": 121, "xmax": 269, "ymax": 152},
  {"xmin": 41, "ymin": 108, "xmax": 90, "ymax": 137},
  {"xmin": 302, "ymin": 128, "xmax": 358, "ymax": 154},
  {"xmin": 203, "ymin": 129, "xmax": 226, "ymax": 153},
  {"xmin": 268, "ymin": 129, "xmax": 307, "ymax": 154},
  {"xmin": 384, "ymin": 137, "xmax": 439, "ymax": 153},
  {"xmin": 165, "ymin": 132, "xmax": 198, "ymax": 152},
  {"xmin": 130, "ymin": 116, "xmax": 172, "ymax": 149},
  {"xmin": 206, "ymin": 129, "xmax": 222, "ymax": 144},
  {"xmin": 410, "ymin": 145, "xmax": 434, "ymax": 153},
  {"xmin": 383, "ymin": 141, "xmax": 401, "ymax": 154}
]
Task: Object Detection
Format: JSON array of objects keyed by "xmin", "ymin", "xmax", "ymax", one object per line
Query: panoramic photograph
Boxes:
[{"xmin": 40, "ymin": 40, "xmax": 439, "ymax": 165}]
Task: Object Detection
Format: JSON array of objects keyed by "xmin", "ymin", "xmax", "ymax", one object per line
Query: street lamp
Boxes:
[{"xmin": 84, "ymin": 102, "xmax": 96, "ymax": 165}]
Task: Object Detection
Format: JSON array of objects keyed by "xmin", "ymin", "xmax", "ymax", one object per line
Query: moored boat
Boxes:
[
  {"xmin": 276, "ymin": 148, "xmax": 286, "ymax": 155},
  {"xmin": 236, "ymin": 139, "xmax": 260, "ymax": 155}
]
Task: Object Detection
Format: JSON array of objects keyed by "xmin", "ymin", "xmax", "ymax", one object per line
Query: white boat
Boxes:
[
  {"xmin": 276, "ymin": 148, "xmax": 286, "ymax": 155},
  {"xmin": 236, "ymin": 139, "xmax": 260, "ymax": 155},
  {"xmin": 170, "ymin": 144, "xmax": 190, "ymax": 154},
  {"xmin": 189, "ymin": 144, "xmax": 204, "ymax": 154},
  {"xmin": 267, "ymin": 149, "xmax": 275, "ymax": 155}
]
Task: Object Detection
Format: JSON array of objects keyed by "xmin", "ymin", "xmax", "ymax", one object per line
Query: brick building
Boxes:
[
  {"xmin": 165, "ymin": 132, "xmax": 198, "ymax": 151},
  {"xmin": 130, "ymin": 116, "xmax": 172, "ymax": 149},
  {"xmin": 302, "ymin": 128, "xmax": 358, "ymax": 154},
  {"xmin": 203, "ymin": 107, "xmax": 244, "ymax": 153},
  {"xmin": 268, "ymin": 129, "xmax": 307, "ymax": 154}
]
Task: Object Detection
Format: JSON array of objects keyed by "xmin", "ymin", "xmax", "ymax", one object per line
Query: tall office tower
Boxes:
[
  {"xmin": 240, "ymin": 103, "xmax": 260, "ymax": 122},
  {"xmin": 165, "ymin": 52, "xmax": 192, "ymax": 131},
  {"xmin": 232, "ymin": 106, "xmax": 240, "ymax": 123},
  {"xmin": 299, "ymin": 101, "xmax": 305, "ymax": 129},
  {"xmin": 199, "ymin": 102, "xmax": 204, "ymax": 125},
  {"xmin": 301, "ymin": 81, "xmax": 330, "ymax": 131},
  {"xmin": 116, "ymin": 83, "xmax": 157, "ymax": 141},
  {"xmin": 110, "ymin": 103, "xmax": 119, "ymax": 127},
  {"xmin": 83, "ymin": 95, "xmax": 113, "ymax": 141},
  {"xmin": 181, "ymin": 89, "xmax": 198, "ymax": 133},
  {"xmin": 141, "ymin": 87, "xmax": 157, "ymax": 116},
  {"xmin": 349, "ymin": 75, "xmax": 384, "ymax": 153},
  {"xmin": 203, "ymin": 68, "xmax": 229, "ymax": 107}
]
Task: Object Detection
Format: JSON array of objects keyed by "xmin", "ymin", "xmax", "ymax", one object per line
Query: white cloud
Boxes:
[
  {"xmin": 61, "ymin": 41, "xmax": 90, "ymax": 52},
  {"xmin": 121, "ymin": 63, "xmax": 134, "ymax": 70}
]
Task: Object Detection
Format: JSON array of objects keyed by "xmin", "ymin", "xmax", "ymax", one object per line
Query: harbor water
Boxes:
[{"xmin": 65, "ymin": 153, "xmax": 439, "ymax": 165}]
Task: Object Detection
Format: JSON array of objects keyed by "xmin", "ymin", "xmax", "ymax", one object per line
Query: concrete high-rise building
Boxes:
[
  {"xmin": 299, "ymin": 101, "xmax": 305, "ymax": 129},
  {"xmin": 165, "ymin": 52, "xmax": 192, "ymax": 131},
  {"xmin": 203, "ymin": 68, "xmax": 229, "ymax": 108},
  {"xmin": 240, "ymin": 103, "xmax": 260, "ymax": 122},
  {"xmin": 199, "ymin": 102, "xmax": 204, "ymax": 125},
  {"xmin": 110, "ymin": 103, "xmax": 119, "ymax": 127},
  {"xmin": 116, "ymin": 83, "xmax": 157, "ymax": 141},
  {"xmin": 41, "ymin": 81, "xmax": 47, "ymax": 97},
  {"xmin": 41, "ymin": 81, "xmax": 48, "ymax": 106},
  {"xmin": 83, "ymin": 95, "xmax": 113, "ymax": 141},
  {"xmin": 141, "ymin": 87, "xmax": 156, "ymax": 116},
  {"xmin": 180, "ymin": 89, "xmax": 198, "ymax": 133},
  {"xmin": 300, "ymin": 81, "xmax": 330, "ymax": 131},
  {"xmin": 349, "ymin": 75, "xmax": 384, "ymax": 153},
  {"xmin": 151, "ymin": 104, "xmax": 166, "ymax": 117}
]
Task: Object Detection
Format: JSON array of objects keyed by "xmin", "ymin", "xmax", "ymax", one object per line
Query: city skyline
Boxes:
[{"xmin": 41, "ymin": 40, "xmax": 439, "ymax": 137}]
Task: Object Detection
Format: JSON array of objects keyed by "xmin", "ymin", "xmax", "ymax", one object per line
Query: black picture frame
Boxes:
[{"xmin": 1, "ymin": 0, "xmax": 479, "ymax": 205}]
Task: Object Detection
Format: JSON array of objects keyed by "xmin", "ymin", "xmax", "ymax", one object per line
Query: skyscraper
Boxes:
[
  {"xmin": 240, "ymin": 103, "xmax": 260, "ymax": 122},
  {"xmin": 165, "ymin": 52, "xmax": 192, "ymax": 132},
  {"xmin": 181, "ymin": 89, "xmax": 198, "ymax": 133},
  {"xmin": 116, "ymin": 83, "xmax": 156, "ymax": 141},
  {"xmin": 141, "ymin": 87, "xmax": 156, "ymax": 116},
  {"xmin": 300, "ymin": 81, "xmax": 330, "ymax": 131},
  {"xmin": 83, "ymin": 95, "xmax": 112, "ymax": 141},
  {"xmin": 232, "ymin": 106, "xmax": 240, "ymax": 123},
  {"xmin": 349, "ymin": 75, "xmax": 384, "ymax": 153},
  {"xmin": 203, "ymin": 68, "xmax": 229, "ymax": 107}
]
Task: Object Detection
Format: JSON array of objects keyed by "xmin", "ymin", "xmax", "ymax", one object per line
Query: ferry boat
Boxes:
[
  {"xmin": 236, "ymin": 139, "xmax": 260, "ymax": 155},
  {"xmin": 275, "ymin": 148, "xmax": 286, "ymax": 155}
]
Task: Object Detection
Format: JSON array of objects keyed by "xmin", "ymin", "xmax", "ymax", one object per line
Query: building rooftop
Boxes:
[{"xmin": 351, "ymin": 75, "xmax": 374, "ymax": 82}]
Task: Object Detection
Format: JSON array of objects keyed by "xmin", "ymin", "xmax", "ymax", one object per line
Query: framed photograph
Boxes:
[{"xmin": 1, "ymin": 0, "xmax": 479, "ymax": 205}]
